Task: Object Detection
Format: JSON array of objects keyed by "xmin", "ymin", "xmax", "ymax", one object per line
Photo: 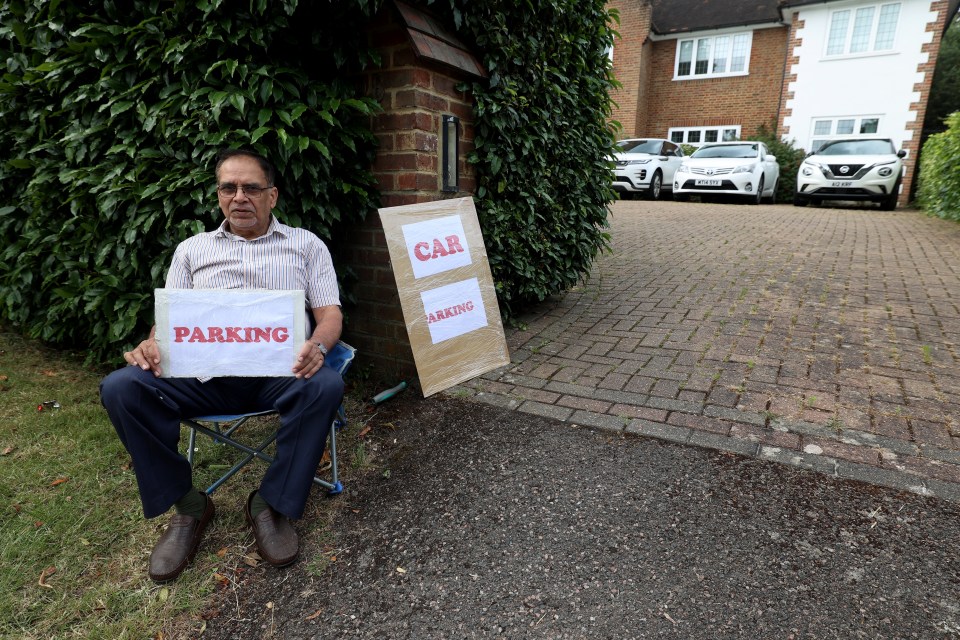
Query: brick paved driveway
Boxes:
[{"xmin": 461, "ymin": 200, "xmax": 960, "ymax": 502}]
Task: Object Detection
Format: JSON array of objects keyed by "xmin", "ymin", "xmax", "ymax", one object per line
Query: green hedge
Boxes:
[
  {"xmin": 0, "ymin": 0, "xmax": 619, "ymax": 363},
  {"xmin": 0, "ymin": 1, "xmax": 381, "ymax": 363},
  {"xmin": 918, "ymin": 111, "xmax": 960, "ymax": 222},
  {"xmin": 444, "ymin": 0, "xmax": 618, "ymax": 314}
]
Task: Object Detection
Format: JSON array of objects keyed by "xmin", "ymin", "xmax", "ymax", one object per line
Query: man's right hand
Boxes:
[{"xmin": 124, "ymin": 336, "xmax": 163, "ymax": 377}]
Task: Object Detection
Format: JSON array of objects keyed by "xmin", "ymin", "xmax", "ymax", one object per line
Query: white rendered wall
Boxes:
[{"xmin": 782, "ymin": 0, "xmax": 937, "ymax": 152}]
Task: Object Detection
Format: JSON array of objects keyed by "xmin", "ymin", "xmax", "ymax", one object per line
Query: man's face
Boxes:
[{"xmin": 216, "ymin": 155, "xmax": 278, "ymax": 240}]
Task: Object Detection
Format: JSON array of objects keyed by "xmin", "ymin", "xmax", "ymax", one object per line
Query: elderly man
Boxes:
[{"xmin": 100, "ymin": 148, "xmax": 344, "ymax": 582}]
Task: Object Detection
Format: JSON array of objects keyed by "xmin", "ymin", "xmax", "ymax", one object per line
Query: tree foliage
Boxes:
[
  {"xmin": 0, "ymin": 0, "xmax": 619, "ymax": 363},
  {"xmin": 918, "ymin": 111, "xmax": 960, "ymax": 222},
  {"xmin": 0, "ymin": 0, "xmax": 382, "ymax": 364},
  {"xmin": 439, "ymin": 0, "xmax": 618, "ymax": 315},
  {"xmin": 753, "ymin": 123, "xmax": 806, "ymax": 204}
]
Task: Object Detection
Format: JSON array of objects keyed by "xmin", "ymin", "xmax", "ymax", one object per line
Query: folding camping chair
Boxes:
[{"xmin": 182, "ymin": 340, "xmax": 356, "ymax": 496}]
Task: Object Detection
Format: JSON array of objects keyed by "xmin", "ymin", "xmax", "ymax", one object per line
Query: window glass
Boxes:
[
  {"xmin": 705, "ymin": 130, "xmax": 718, "ymax": 143},
  {"xmin": 850, "ymin": 7, "xmax": 876, "ymax": 53},
  {"xmin": 730, "ymin": 34, "xmax": 749, "ymax": 72},
  {"xmin": 860, "ymin": 118, "xmax": 879, "ymax": 134},
  {"xmin": 713, "ymin": 36, "xmax": 729, "ymax": 73},
  {"xmin": 814, "ymin": 120, "xmax": 832, "ymax": 136},
  {"xmin": 678, "ymin": 41, "xmax": 693, "ymax": 76},
  {"xmin": 875, "ymin": 3, "xmax": 900, "ymax": 49},
  {"xmin": 827, "ymin": 10, "xmax": 850, "ymax": 55},
  {"xmin": 723, "ymin": 129, "xmax": 738, "ymax": 142},
  {"xmin": 675, "ymin": 32, "xmax": 750, "ymax": 78},
  {"xmin": 837, "ymin": 119, "xmax": 855, "ymax": 134},
  {"xmin": 671, "ymin": 131, "xmax": 684, "ymax": 143},
  {"xmin": 688, "ymin": 130, "xmax": 701, "ymax": 143},
  {"xmin": 695, "ymin": 39, "xmax": 710, "ymax": 74}
]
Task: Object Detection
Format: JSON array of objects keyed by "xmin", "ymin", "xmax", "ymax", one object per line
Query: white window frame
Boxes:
[
  {"xmin": 809, "ymin": 116, "xmax": 882, "ymax": 151},
  {"xmin": 824, "ymin": 2, "xmax": 901, "ymax": 58},
  {"xmin": 669, "ymin": 125, "xmax": 741, "ymax": 147},
  {"xmin": 673, "ymin": 32, "xmax": 753, "ymax": 80}
]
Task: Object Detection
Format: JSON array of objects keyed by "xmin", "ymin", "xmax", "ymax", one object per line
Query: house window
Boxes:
[
  {"xmin": 810, "ymin": 116, "xmax": 882, "ymax": 151},
  {"xmin": 826, "ymin": 3, "xmax": 900, "ymax": 56},
  {"xmin": 674, "ymin": 32, "xmax": 752, "ymax": 79},
  {"xmin": 668, "ymin": 126, "xmax": 741, "ymax": 147}
]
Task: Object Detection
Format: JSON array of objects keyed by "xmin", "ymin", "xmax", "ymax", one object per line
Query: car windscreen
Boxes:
[
  {"xmin": 817, "ymin": 139, "xmax": 896, "ymax": 155},
  {"xmin": 617, "ymin": 140, "xmax": 662, "ymax": 154},
  {"xmin": 691, "ymin": 144, "xmax": 757, "ymax": 159}
]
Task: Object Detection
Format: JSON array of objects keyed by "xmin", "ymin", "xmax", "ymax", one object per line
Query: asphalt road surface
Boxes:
[{"xmin": 200, "ymin": 393, "xmax": 960, "ymax": 640}]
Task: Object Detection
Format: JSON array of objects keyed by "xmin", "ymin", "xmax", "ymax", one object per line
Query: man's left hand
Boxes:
[{"xmin": 292, "ymin": 341, "xmax": 324, "ymax": 379}]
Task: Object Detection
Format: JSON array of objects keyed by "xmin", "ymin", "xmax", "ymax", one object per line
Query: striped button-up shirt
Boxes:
[{"xmin": 165, "ymin": 217, "xmax": 340, "ymax": 309}]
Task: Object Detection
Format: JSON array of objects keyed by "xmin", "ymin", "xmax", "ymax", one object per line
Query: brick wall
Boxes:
[
  {"xmin": 608, "ymin": 0, "xmax": 653, "ymax": 138},
  {"xmin": 641, "ymin": 27, "xmax": 788, "ymax": 140},
  {"xmin": 342, "ymin": 7, "xmax": 477, "ymax": 380},
  {"xmin": 903, "ymin": 0, "xmax": 952, "ymax": 204}
]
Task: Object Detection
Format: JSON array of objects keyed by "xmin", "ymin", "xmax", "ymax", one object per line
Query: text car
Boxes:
[
  {"xmin": 612, "ymin": 138, "xmax": 684, "ymax": 201},
  {"xmin": 794, "ymin": 138, "xmax": 905, "ymax": 210},
  {"xmin": 673, "ymin": 142, "xmax": 779, "ymax": 205}
]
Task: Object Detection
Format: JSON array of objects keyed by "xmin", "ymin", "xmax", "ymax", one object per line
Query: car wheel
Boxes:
[
  {"xmin": 793, "ymin": 193, "xmax": 808, "ymax": 207},
  {"xmin": 764, "ymin": 179, "xmax": 778, "ymax": 204},
  {"xmin": 647, "ymin": 171, "xmax": 663, "ymax": 201},
  {"xmin": 879, "ymin": 178, "xmax": 901, "ymax": 211},
  {"xmin": 748, "ymin": 177, "xmax": 764, "ymax": 205}
]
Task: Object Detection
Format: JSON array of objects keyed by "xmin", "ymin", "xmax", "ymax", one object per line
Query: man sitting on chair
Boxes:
[{"xmin": 100, "ymin": 148, "xmax": 344, "ymax": 582}]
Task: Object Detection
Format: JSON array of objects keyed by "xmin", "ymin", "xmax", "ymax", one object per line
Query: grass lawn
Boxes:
[{"xmin": 0, "ymin": 330, "xmax": 374, "ymax": 639}]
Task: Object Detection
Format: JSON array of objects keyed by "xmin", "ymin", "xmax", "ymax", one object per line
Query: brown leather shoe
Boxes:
[
  {"xmin": 148, "ymin": 493, "xmax": 215, "ymax": 582},
  {"xmin": 245, "ymin": 491, "xmax": 298, "ymax": 567}
]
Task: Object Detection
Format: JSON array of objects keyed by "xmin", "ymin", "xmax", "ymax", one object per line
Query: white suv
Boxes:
[
  {"xmin": 612, "ymin": 138, "xmax": 684, "ymax": 201},
  {"xmin": 794, "ymin": 138, "xmax": 906, "ymax": 210}
]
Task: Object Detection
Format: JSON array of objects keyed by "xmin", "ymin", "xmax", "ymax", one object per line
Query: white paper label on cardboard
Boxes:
[
  {"xmin": 155, "ymin": 289, "xmax": 305, "ymax": 377},
  {"xmin": 420, "ymin": 278, "xmax": 487, "ymax": 344},
  {"xmin": 402, "ymin": 215, "xmax": 472, "ymax": 279}
]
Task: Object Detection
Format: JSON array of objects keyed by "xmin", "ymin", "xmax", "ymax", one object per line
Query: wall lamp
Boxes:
[{"xmin": 442, "ymin": 114, "xmax": 460, "ymax": 192}]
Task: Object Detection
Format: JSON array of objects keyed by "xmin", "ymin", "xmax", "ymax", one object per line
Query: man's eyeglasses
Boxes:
[{"xmin": 217, "ymin": 183, "xmax": 273, "ymax": 199}]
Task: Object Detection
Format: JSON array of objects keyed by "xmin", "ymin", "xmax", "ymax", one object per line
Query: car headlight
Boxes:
[
  {"xmin": 801, "ymin": 165, "xmax": 815, "ymax": 177},
  {"xmin": 878, "ymin": 167, "xmax": 893, "ymax": 177},
  {"xmin": 677, "ymin": 163, "xmax": 689, "ymax": 173},
  {"xmin": 626, "ymin": 159, "xmax": 652, "ymax": 165},
  {"xmin": 733, "ymin": 163, "xmax": 757, "ymax": 174}
]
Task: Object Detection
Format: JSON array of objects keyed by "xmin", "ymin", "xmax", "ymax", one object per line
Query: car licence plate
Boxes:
[
  {"xmin": 831, "ymin": 181, "xmax": 853, "ymax": 187},
  {"xmin": 695, "ymin": 179, "xmax": 721, "ymax": 186}
]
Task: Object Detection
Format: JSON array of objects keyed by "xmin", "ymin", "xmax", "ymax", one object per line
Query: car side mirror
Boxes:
[
  {"xmin": 659, "ymin": 156, "xmax": 669, "ymax": 161},
  {"xmin": 765, "ymin": 155, "xmax": 777, "ymax": 162},
  {"xmin": 897, "ymin": 149, "xmax": 907, "ymax": 158}
]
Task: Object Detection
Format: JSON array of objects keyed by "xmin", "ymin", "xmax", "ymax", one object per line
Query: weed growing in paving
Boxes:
[{"xmin": 922, "ymin": 345, "xmax": 933, "ymax": 365}]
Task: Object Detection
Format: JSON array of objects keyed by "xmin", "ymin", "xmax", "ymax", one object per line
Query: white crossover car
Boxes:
[
  {"xmin": 612, "ymin": 138, "xmax": 684, "ymax": 201},
  {"xmin": 673, "ymin": 141, "xmax": 780, "ymax": 205},
  {"xmin": 794, "ymin": 138, "xmax": 905, "ymax": 210}
]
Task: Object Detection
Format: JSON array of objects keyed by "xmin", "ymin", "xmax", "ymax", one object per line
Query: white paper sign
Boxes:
[
  {"xmin": 401, "ymin": 215, "xmax": 473, "ymax": 279},
  {"xmin": 420, "ymin": 278, "xmax": 488, "ymax": 344},
  {"xmin": 155, "ymin": 289, "xmax": 305, "ymax": 377}
]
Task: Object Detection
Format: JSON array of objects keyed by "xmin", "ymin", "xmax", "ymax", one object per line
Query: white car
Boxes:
[
  {"xmin": 794, "ymin": 138, "xmax": 905, "ymax": 210},
  {"xmin": 612, "ymin": 138, "xmax": 684, "ymax": 201},
  {"xmin": 673, "ymin": 141, "xmax": 780, "ymax": 205}
]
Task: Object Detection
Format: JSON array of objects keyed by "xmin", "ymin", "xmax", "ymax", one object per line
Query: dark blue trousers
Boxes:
[{"xmin": 100, "ymin": 365, "xmax": 344, "ymax": 520}]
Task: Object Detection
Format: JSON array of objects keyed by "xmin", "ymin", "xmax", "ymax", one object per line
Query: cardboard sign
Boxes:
[
  {"xmin": 155, "ymin": 289, "xmax": 306, "ymax": 377},
  {"xmin": 379, "ymin": 197, "xmax": 510, "ymax": 396}
]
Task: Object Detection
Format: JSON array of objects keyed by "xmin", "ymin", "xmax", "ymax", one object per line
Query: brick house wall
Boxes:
[
  {"xmin": 642, "ymin": 27, "xmax": 788, "ymax": 140},
  {"xmin": 342, "ymin": 3, "xmax": 480, "ymax": 380},
  {"xmin": 608, "ymin": 0, "xmax": 653, "ymax": 137}
]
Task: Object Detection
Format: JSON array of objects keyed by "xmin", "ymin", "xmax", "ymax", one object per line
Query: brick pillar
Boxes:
[
  {"xmin": 341, "ymin": 7, "xmax": 477, "ymax": 380},
  {"xmin": 608, "ymin": 0, "xmax": 653, "ymax": 138}
]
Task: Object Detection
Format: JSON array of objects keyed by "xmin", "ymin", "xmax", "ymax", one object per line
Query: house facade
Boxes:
[{"xmin": 609, "ymin": 0, "xmax": 959, "ymax": 206}]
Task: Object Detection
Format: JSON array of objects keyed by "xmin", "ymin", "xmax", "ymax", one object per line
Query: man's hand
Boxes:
[
  {"xmin": 124, "ymin": 335, "xmax": 163, "ymax": 377},
  {"xmin": 293, "ymin": 340, "xmax": 325, "ymax": 379}
]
